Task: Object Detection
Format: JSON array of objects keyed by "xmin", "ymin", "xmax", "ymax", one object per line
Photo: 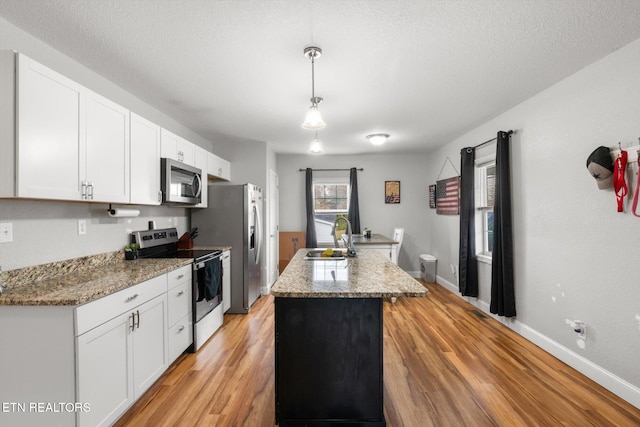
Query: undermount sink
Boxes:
[{"xmin": 304, "ymin": 249, "xmax": 346, "ymax": 260}]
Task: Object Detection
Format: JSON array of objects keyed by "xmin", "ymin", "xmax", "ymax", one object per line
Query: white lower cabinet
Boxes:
[
  {"xmin": 76, "ymin": 287, "xmax": 168, "ymax": 427},
  {"xmin": 76, "ymin": 309, "xmax": 134, "ymax": 427},
  {"xmin": 167, "ymin": 265, "xmax": 193, "ymax": 362},
  {"xmin": 0, "ymin": 266, "xmax": 196, "ymax": 427}
]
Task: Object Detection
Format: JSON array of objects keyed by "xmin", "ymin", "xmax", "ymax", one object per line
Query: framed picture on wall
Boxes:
[{"xmin": 385, "ymin": 181, "xmax": 400, "ymax": 204}]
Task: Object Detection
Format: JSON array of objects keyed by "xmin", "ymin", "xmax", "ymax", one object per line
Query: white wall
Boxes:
[
  {"xmin": 0, "ymin": 200, "xmax": 188, "ymax": 270},
  {"xmin": 426, "ymin": 37, "xmax": 640, "ymax": 406},
  {"xmin": 277, "ymin": 153, "xmax": 432, "ymax": 272}
]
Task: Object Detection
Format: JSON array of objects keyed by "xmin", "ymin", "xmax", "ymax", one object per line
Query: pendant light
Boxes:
[
  {"xmin": 308, "ymin": 131, "xmax": 324, "ymax": 154},
  {"xmin": 301, "ymin": 46, "xmax": 326, "ymax": 130}
]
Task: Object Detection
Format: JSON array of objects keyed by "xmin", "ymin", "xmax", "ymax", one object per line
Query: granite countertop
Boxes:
[
  {"xmin": 351, "ymin": 233, "xmax": 398, "ymax": 245},
  {"xmin": 0, "ymin": 251, "xmax": 192, "ymax": 307},
  {"xmin": 271, "ymin": 248, "xmax": 427, "ymax": 298}
]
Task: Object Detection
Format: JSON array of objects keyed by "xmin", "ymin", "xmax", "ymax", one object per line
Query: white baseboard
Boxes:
[{"xmin": 434, "ymin": 275, "xmax": 640, "ymax": 409}]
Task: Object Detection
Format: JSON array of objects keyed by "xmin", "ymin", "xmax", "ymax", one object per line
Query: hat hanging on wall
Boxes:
[{"xmin": 586, "ymin": 146, "xmax": 614, "ymax": 190}]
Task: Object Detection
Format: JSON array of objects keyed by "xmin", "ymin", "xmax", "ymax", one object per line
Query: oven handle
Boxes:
[{"xmin": 193, "ymin": 253, "xmax": 223, "ymax": 270}]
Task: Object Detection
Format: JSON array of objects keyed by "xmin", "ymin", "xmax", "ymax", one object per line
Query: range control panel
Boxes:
[{"xmin": 132, "ymin": 227, "xmax": 179, "ymax": 249}]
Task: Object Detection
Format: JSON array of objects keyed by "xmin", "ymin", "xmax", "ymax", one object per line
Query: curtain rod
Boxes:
[
  {"xmin": 299, "ymin": 168, "xmax": 364, "ymax": 172},
  {"xmin": 473, "ymin": 129, "xmax": 515, "ymax": 150}
]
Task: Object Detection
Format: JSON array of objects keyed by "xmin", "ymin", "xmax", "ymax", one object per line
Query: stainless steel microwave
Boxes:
[{"xmin": 160, "ymin": 158, "xmax": 203, "ymax": 205}]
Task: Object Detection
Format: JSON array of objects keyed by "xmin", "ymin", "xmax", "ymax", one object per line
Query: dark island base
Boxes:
[{"xmin": 275, "ymin": 297, "xmax": 385, "ymax": 427}]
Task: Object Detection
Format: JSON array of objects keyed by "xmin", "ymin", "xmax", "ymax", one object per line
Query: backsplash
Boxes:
[{"xmin": 0, "ymin": 199, "xmax": 189, "ymax": 271}]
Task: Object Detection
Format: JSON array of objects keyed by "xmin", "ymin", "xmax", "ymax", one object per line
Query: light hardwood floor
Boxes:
[{"xmin": 115, "ymin": 281, "xmax": 640, "ymax": 426}]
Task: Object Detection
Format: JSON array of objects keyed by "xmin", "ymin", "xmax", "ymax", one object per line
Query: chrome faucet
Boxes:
[{"xmin": 332, "ymin": 217, "xmax": 354, "ymax": 254}]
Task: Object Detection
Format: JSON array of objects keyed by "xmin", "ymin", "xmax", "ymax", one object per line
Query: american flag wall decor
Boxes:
[{"xmin": 436, "ymin": 176, "xmax": 460, "ymax": 215}]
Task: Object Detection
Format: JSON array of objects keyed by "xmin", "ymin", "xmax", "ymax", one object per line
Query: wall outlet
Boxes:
[
  {"xmin": 0, "ymin": 223, "xmax": 13, "ymax": 243},
  {"xmin": 78, "ymin": 220, "xmax": 87, "ymax": 236}
]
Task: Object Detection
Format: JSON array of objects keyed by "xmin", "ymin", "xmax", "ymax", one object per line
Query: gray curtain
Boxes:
[
  {"xmin": 305, "ymin": 168, "xmax": 318, "ymax": 248},
  {"xmin": 490, "ymin": 131, "xmax": 516, "ymax": 316},
  {"xmin": 347, "ymin": 167, "xmax": 361, "ymax": 234},
  {"xmin": 459, "ymin": 148, "xmax": 478, "ymax": 297}
]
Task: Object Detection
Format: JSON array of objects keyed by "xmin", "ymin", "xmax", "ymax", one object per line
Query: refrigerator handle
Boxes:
[{"xmin": 254, "ymin": 204, "xmax": 262, "ymax": 265}]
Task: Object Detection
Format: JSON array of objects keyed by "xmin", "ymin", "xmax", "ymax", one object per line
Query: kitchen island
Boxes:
[{"xmin": 270, "ymin": 249, "xmax": 427, "ymax": 426}]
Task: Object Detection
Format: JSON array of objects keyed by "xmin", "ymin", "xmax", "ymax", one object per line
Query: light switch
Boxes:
[
  {"xmin": 78, "ymin": 220, "xmax": 87, "ymax": 236},
  {"xmin": 0, "ymin": 223, "xmax": 13, "ymax": 243}
]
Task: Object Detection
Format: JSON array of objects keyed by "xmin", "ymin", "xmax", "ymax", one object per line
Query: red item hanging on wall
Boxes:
[{"xmin": 613, "ymin": 149, "xmax": 628, "ymax": 212}]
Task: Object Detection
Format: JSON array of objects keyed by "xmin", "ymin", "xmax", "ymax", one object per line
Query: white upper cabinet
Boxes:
[
  {"xmin": 85, "ymin": 91, "xmax": 130, "ymax": 203},
  {"xmin": 16, "ymin": 52, "xmax": 85, "ymax": 200},
  {"xmin": 0, "ymin": 51, "xmax": 230, "ymax": 206},
  {"xmin": 194, "ymin": 145, "xmax": 208, "ymax": 208},
  {"xmin": 207, "ymin": 151, "xmax": 231, "ymax": 181},
  {"xmin": 6, "ymin": 52, "xmax": 129, "ymax": 202},
  {"xmin": 130, "ymin": 113, "xmax": 161, "ymax": 205},
  {"xmin": 161, "ymin": 129, "xmax": 195, "ymax": 166}
]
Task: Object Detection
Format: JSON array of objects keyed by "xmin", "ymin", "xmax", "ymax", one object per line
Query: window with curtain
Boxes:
[
  {"xmin": 475, "ymin": 152, "xmax": 496, "ymax": 261},
  {"xmin": 312, "ymin": 178, "xmax": 350, "ymax": 245}
]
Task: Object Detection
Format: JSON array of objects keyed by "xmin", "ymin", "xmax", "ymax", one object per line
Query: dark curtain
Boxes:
[
  {"xmin": 305, "ymin": 168, "xmax": 318, "ymax": 248},
  {"xmin": 459, "ymin": 148, "xmax": 478, "ymax": 297},
  {"xmin": 490, "ymin": 131, "xmax": 516, "ymax": 317},
  {"xmin": 347, "ymin": 167, "xmax": 361, "ymax": 234}
]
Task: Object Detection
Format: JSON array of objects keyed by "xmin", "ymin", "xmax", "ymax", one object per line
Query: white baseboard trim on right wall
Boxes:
[{"xmin": 435, "ymin": 275, "xmax": 640, "ymax": 409}]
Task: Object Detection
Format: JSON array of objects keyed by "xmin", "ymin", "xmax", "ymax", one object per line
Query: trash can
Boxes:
[{"xmin": 419, "ymin": 254, "xmax": 437, "ymax": 282}]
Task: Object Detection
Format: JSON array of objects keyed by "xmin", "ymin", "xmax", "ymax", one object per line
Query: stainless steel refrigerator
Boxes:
[{"xmin": 191, "ymin": 183, "xmax": 263, "ymax": 314}]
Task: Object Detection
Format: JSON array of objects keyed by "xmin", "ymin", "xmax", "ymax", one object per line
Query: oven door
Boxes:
[{"xmin": 193, "ymin": 253, "xmax": 223, "ymax": 323}]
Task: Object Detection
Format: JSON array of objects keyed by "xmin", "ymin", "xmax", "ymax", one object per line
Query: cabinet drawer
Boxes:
[
  {"xmin": 76, "ymin": 274, "xmax": 167, "ymax": 336},
  {"xmin": 167, "ymin": 265, "xmax": 191, "ymax": 289},
  {"xmin": 168, "ymin": 280, "xmax": 192, "ymax": 327},
  {"xmin": 168, "ymin": 313, "xmax": 193, "ymax": 363}
]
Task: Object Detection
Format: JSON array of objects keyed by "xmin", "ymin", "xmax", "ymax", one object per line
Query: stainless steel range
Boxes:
[{"xmin": 131, "ymin": 227, "xmax": 223, "ymax": 351}]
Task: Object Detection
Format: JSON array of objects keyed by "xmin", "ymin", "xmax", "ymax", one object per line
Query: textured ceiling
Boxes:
[{"xmin": 1, "ymin": 0, "xmax": 640, "ymax": 154}]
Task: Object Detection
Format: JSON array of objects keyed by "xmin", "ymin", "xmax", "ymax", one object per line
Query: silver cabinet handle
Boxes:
[
  {"xmin": 126, "ymin": 293, "xmax": 140, "ymax": 302},
  {"xmin": 87, "ymin": 182, "xmax": 94, "ymax": 200},
  {"xmin": 135, "ymin": 310, "xmax": 140, "ymax": 329},
  {"xmin": 178, "ymin": 325, "xmax": 185, "ymax": 332},
  {"xmin": 130, "ymin": 313, "xmax": 135, "ymax": 331},
  {"xmin": 177, "ymin": 289, "xmax": 186, "ymax": 296},
  {"xmin": 176, "ymin": 273, "xmax": 185, "ymax": 280}
]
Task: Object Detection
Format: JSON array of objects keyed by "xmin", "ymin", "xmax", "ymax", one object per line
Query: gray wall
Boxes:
[
  {"xmin": 425, "ymin": 37, "xmax": 640, "ymax": 405},
  {"xmin": 276, "ymin": 153, "xmax": 431, "ymax": 273}
]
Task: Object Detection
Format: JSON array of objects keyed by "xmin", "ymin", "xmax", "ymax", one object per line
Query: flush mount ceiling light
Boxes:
[
  {"xmin": 301, "ymin": 46, "xmax": 326, "ymax": 130},
  {"xmin": 366, "ymin": 133, "xmax": 390, "ymax": 146},
  {"xmin": 308, "ymin": 131, "xmax": 324, "ymax": 154}
]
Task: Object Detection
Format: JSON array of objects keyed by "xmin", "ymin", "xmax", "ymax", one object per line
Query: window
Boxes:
[
  {"xmin": 312, "ymin": 178, "xmax": 350, "ymax": 245},
  {"xmin": 476, "ymin": 160, "xmax": 495, "ymax": 260}
]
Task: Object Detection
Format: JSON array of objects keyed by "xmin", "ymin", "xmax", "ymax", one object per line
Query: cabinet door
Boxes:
[
  {"xmin": 85, "ymin": 91, "xmax": 130, "ymax": 203},
  {"xmin": 130, "ymin": 113, "xmax": 161, "ymax": 205},
  {"xmin": 178, "ymin": 138, "xmax": 195, "ymax": 166},
  {"xmin": 207, "ymin": 151, "xmax": 231, "ymax": 181},
  {"xmin": 132, "ymin": 295, "xmax": 168, "ymax": 399},
  {"xmin": 76, "ymin": 311, "xmax": 133, "ymax": 427},
  {"xmin": 222, "ymin": 251, "xmax": 231, "ymax": 313},
  {"xmin": 160, "ymin": 128, "xmax": 179, "ymax": 161},
  {"xmin": 194, "ymin": 146, "xmax": 208, "ymax": 207},
  {"xmin": 17, "ymin": 53, "xmax": 84, "ymax": 200}
]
